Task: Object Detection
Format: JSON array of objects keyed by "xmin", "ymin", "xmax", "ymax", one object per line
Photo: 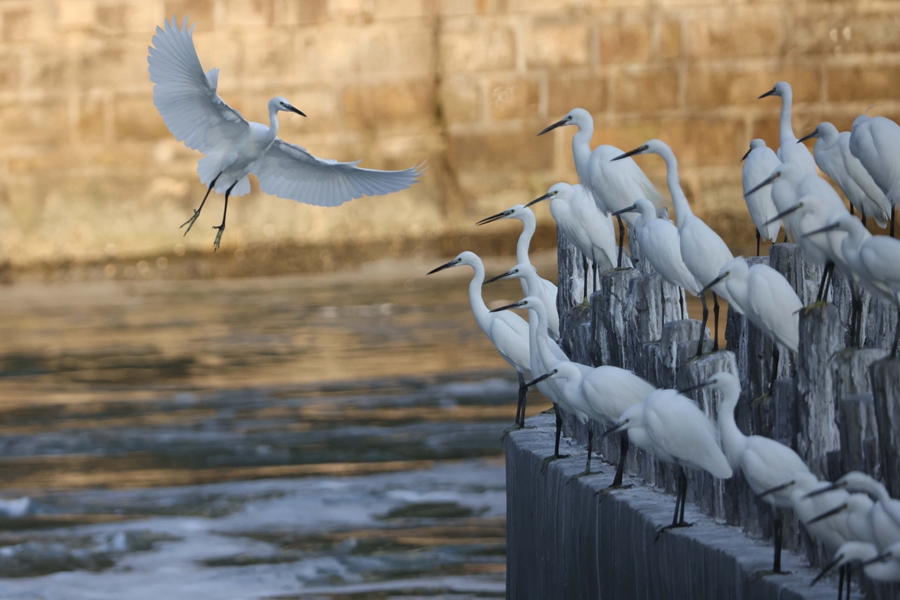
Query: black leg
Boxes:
[
  {"xmin": 849, "ymin": 204, "xmax": 855, "ymax": 217},
  {"xmin": 679, "ymin": 290, "xmax": 685, "ymax": 320},
  {"xmin": 592, "ymin": 263, "xmax": 598, "ymax": 295},
  {"xmin": 816, "ymin": 262, "xmax": 834, "ymax": 303},
  {"xmin": 679, "ymin": 468, "xmax": 688, "ymax": 524},
  {"xmin": 212, "ymin": 180, "xmax": 237, "ymax": 251},
  {"xmin": 612, "ymin": 434, "xmax": 628, "ymax": 487},
  {"xmin": 862, "ymin": 213, "xmax": 868, "ymax": 229},
  {"xmin": 181, "ymin": 173, "xmax": 221, "ymax": 235},
  {"xmin": 712, "ymin": 292, "xmax": 720, "ymax": 351},
  {"xmin": 850, "ymin": 284, "xmax": 864, "ymax": 348},
  {"xmin": 893, "ymin": 310, "xmax": 900, "ymax": 357},
  {"xmin": 838, "ymin": 565, "xmax": 844, "ymax": 600},
  {"xmin": 584, "ymin": 428, "xmax": 593, "ymax": 474},
  {"xmin": 756, "ymin": 229, "xmax": 760, "ymax": 257},
  {"xmin": 697, "ymin": 291, "xmax": 709, "ymax": 357},
  {"xmin": 767, "ymin": 345, "xmax": 780, "ymax": 399},
  {"xmin": 892, "ymin": 205, "xmax": 896, "ymax": 238},
  {"xmin": 780, "ymin": 229, "xmax": 787, "ymax": 244},
  {"xmin": 671, "ymin": 469, "xmax": 683, "ymax": 526},
  {"xmin": 846, "ymin": 564, "xmax": 852, "ymax": 600},
  {"xmin": 582, "ymin": 255, "xmax": 589, "ymax": 301},
  {"xmin": 555, "ymin": 410, "xmax": 563, "ymax": 458},
  {"xmin": 515, "ymin": 371, "xmax": 526, "ymax": 426},
  {"xmin": 773, "ymin": 514, "xmax": 788, "ymax": 574},
  {"xmin": 616, "ymin": 215, "xmax": 625, "ymax": 269}
]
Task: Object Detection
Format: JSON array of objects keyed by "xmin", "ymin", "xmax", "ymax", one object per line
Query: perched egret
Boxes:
[
  {"xmin": 427, "ymin": 252, "xmax": 531, "ymax": 426},
  {"xmin": 526, "ymin": 183, "xmax": 621, "ymax": 297},
  {"xmin": 758, "ymin": 81, "xmax": 817, "ymax": 174},
  {"xmin": 741, "ymin": 139, "xmax": 783, "ymax": 254},
  {"xmin": 148, "ymin": 17, "xmax": 423, "ymax": 249},
  {"xmin": 692, "ymin": 371, "xmax": 811, "ymax": 574},
  {"xmin": 612, "ymin": 198, "xmax": 700, "ymax": 319},
  {"xmin": 813, "ymin": 542, "xmax": 900, "ymax": 591},
  {"xmin": 604, "ymin": 387, "xmax": 733, "ymax": 535},
  {"xmin": 799, "ymin": 122, "xmax": 891, "ymax": 228},
  {"xmin": 806, "ymin": 492, "xmax": 878, "ymax": 549},
  {"xmin": 476, "ymin": 204, "xmax": 559, "ymax": 337},
  {"xmin": 700, "ymin": 257, "xmax": 801, "ymax": 398},
  {"xmin": 849, "ymin": 114, "xmax": 900, "ymax": 235},
  {"xmin": 614, "ymin": 140, "xmax": 740, "ymax": 355},
  {"xmin": 527, "ymin": 360, "xmax": 656, "ymax": 484},
  {"xmin": 859, "ymin": 541, "xmax": 900, "ymax": 582}
]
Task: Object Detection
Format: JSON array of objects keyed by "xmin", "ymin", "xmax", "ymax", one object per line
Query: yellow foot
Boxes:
[
  {"xmin": 565, "ymin": 468, "xmax": 598, "ymax": 484},
  {"xmin": 540, "ymin": 454, "xmax": 570, "ymax": 474},
  {"xmin": 750, "ymin": 393, "xmax": 770, "ymax": 409},
  {"xmin": 654, "ymin": 521, "xmax": 693, "ymax": 542},
  {"xmin": 595, "ymin": 483, "xmax": 633, "ymax": 501},
  {"xmin": 753, "ymin": 569, "xmax": 792, "ymax": 581},
  {"xmin": 540, "ymin": 407, "xmax": 557, "ymax": 415},
  {"xmin": 213, "ymin": 226, "xmax": 225, "ymax": 251},
  {"xmin": 180, "ymin": 210, "xmax": 201, "ymax": 235},
  {"xmin": 803, "ymin": 300, "xmax": 829, "ymax": 316},
  {"xmin": 499, "ymin": 424, "xmax": 521, "ymax": 442}
]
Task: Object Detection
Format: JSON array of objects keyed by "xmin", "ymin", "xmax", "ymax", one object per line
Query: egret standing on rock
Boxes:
[
  {"xmin": 149, "ymin": 17, "xmax": 424, "ymax": 250},
  {"xmin": 742, "ymin": 139, "xmax": 783, "ymax": 254},
  {"xmin": 759, "ymin": 81, "xmax": 817, "ymax": 174}
]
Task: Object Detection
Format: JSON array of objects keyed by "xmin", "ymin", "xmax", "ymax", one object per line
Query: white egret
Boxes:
[
  {"xmin": 813, "ymin": 542, "xmax": 900, "ymax": 592},
  {"xmin": 476, "ymin": 204, "xmax": 559, "ymax": 337},
  {"xmin": 859, "ymin": 540, "xmax": 900, "ymax": 582},
  {"xmin": 149, "ymin": 17, "xmax": 423, "ymax": 250},
  {"xmin": 427, "ymin": 252, "xmax": 531, "ymax": 426},
  {"xmin": 613, "ymin": 198, "xmax": 701, "ymax": 319},
  {"xmin": 614, "ymin": 139, "xmax": 741, "ymax": 355},
  {"xmin": 849, "ymin": 114, "xmax": 900, "ymax": 235},
  {"xmin": 604, "ymin": 387, "xmax": 733, "ymax": 535},
  {"xmin": 741, "ymin": 139, "xmax": 783, "ymax": 254},
  {"xmin": 526, "ymin": 360, "xmax": 656, "ymax": 484},
  {"xmin": 700, "ymin": 257, "xmax": 801, "ymax": 398},
  {"xmin": 525, "ymin": 183, "xmax": 621, "ymax": 298},
  {"xmin": 799, "ymin": 122, "xmax": 891, "ymax": 228},
  {"xmin": 806, "ymin": 492, "xmax": 878, "ymax": 549},
  {"xmin": 758, "ymin": 81, "xmax": 817, "ymax": 174},
  {"xmin": 691, "ymin": 371, "xmax": 811, "ymax": 574}
]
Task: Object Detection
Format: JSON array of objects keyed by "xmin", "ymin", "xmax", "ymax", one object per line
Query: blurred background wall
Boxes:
[{"xmin": 1, "ymin": 0, "xmax": 899, "ymax": 276}]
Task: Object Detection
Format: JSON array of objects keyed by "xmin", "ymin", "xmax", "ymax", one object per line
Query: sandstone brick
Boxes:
[
  {"xmin": 241, "ymin": 29, "xmax": 297, "ymax": 79},
  {"xmin": 440, "ymin": 75, "xmax": 483, "ymax": 123},
  {"xmin": 600, "ymin": 20, "xmax": 652, "ymax": 64},
  {"xmin": 78, "ymin": 94, "xmax": 107, "ymax": 142},
  {"xmin": 289, "ymin": 0, "xmax": 328, "ymax": 25},
  {"xmin": 793, "ymin": 11, "xmax": 900, "ymax": 56},
  {"xmin": 114, "ymin": 95, "xmax": 170, "ymax": 141},
  {"xmin": 658, "ymin": 19, "xmax": 682, "ymax": 60},
  {"xmin": 449, "ymin": 130, "xmax": 554, "ymax": 171},
  {"xmin": 526, "ymin": 21, "xmax": 591, "ymax": 68},
  {"xmin": 657, "ymin": 118, "xmax": 745, "ymax": 167},
  {"xmin": 59, "ymin": 0, "xmax": 96, "ymax": 29},
  {"xmin": 374, "ymin": 0, "xmax": 432, "ymax": 19},
  {"xmin": 0, "ymin": 52, "xmax": 21, "ymax": 90},
  {"xmin": 0, "ymin": 99, "xmax": 69, "ymax": 145},
  {"xmin": 487, "ymin": 76, "xmax": 540, "ymax": 121},
  {"xmin": 75, "ymin": 38, "xmax": 149, "ymax": 91},
  {"xmin": 688, "ymin": 10, "xmax": 785, "ymax": 59},
  {"xmin": 342, "ymin": 79, "xmax": 436, "ymax": 130},
  {"xmin": 686, "ymin": 66, "xmax": 820, "ymax": 110},
  {"xmin": 441, "ymin": 26, "xmax": 516, "ymax": 73},
  {"xmin": 4, "ymin": 8, "xmax": 31, "ymax": 42},
  {"xmin": 162, "ymin": 0, "xmax": 216, "ymax": 30},
  {"xmin": 221, "ymin": 0, "xmax": 274, "ymax": 28},
  {"xmin": 827, "ymin": 64, "xmax": 900, "ymax": 103},
  {"xmin": 613, "ymin": 68, "xmax": 679, "ymax": 113},
  {"xmin": 95, "ymin": 5, "xmax": 127, "ymax": 33},
  {"xmin": 547, "ymin": 72, "xmax": 605, "ymax": 116}
]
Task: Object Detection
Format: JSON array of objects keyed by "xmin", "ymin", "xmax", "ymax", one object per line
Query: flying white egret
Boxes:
[
  {"xmin": 799, "ymin": 122, "xmax": 891, "ymax": 228},
  {"xmin": 427, "ymin": 252, "xmax": 531, "ymax": 426},
  {"xmin": 614, "ymin": 139, "xmax": 741, "ymax": 356},
  {"xmin": 476, "ymin": 204, "xmax": 559, "ymax": 337},
  {"xmin": 758, "ymin": 81, "xmax": 817, "ymax": 174},
  {"xmin": 613, "ymin": 198, "xmax": 701, "ymax": 319},
  {"xmin": 813, "ymin": 542, "xmax": 900, "ymax": 592},
  {"xmin": 525, "ymin": 183, "xmax": 622, "ymax": 298},
  {"xmin": 149, "ymin": 17, "xmax": 423, "ymax": 250},
  {"xmin": 849, "ymin": 114, "xmax": 900, "ymax": 236},
  {"xmin": 526, "ymin": 360, "xmax": 656, "ymax": 484},
  {"xmin": 604, "ymin": 387, "xmax": 733, "ymax": 536},
  {"xmin": 741, "ymin": 139, "xmax": 783, "ymax": 254}
]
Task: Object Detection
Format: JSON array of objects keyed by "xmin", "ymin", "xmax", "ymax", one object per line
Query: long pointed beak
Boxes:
[
  {"xmin": 802, "ymin": 482, "xmax": 842, "ymax": 499},
  {"xmin": 524, "ymin": 193, "xmax": 553, "ymax": 208},
  {"xmin": 797, "ymin": 129, "xmax": 818, "ymax": 144},
  {"xmin": 679, "ymin": 382, "xmax": 711, "ymax": 394},
  {"xmin": 759, "ymin": 479, "xmax": 795, "ymax": 498},
  {"xmin": 764, "ymin": 203, "xmax": 803, "ymax": 225},
  {"xmin": 805, "ymin": 503, "xmax": 848, "ymax": 526},
  {"xmin": 525, "ymin": 372, "xmax": 554, "ymax": 388},
  {"xmin": 485, "ymin": 270, "xmax": 513, "ymax": 284},
  {"xmin": 600, "ymin": 422, "xmax": 625, "ymax": 439},
  {"xmin": 803, "ymin": 222, "xmax": 841, "ymax": 238},
  {"xmin": 759, "ymin": 88, "xmax": 776, "ymax": 99},
  {"xmin": 612, "ymin": 145, "xmax": 648, "ymax": 162},
  {"xmin": 741, "ymin": 147, "xmax": 752, "ymax": 162},
  {"xmin": 612, "ymin": 204, "xmax": 638, "ymax": 216},
  {"xmin": 490, "ymin": 301, "xmax": 525, "ymax": 313},
  {"xmin": 537, "ymin": 118, "xmax": 568, "ymax": 136},
  {"xmin": 700, "ymin": 272, "xmax": 729, "ymax": 295},
  {"xmin": 476, "ymin": 210, "xmax": 510, "ymax": 226},
  {"xmin": 745, "ymin": 172, "xmax": 780, "ymax": 197},
  {"xmin": 811, "ymin": 556, "xmax": 843, "ymax": 586},
  {"xmin": 860, "ymin": 552, "xmax": 891, "ymax": 568},
  {"xmin": 427, "ymin": 259, "xmax": 457, "ymax": 275},
  {"xmin": 287, "ymin": 105, "xmax": 306, "ymax": 117}
]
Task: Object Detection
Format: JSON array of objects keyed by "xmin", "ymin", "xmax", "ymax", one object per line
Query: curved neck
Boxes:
[
  {"xmin": 572, "ymin": 124, "xmax": 594, "ymax": 185},
  {"xmin": 466, "ymin": 262, "xmax": 491, "ymax": 331},
  {"xmin": 516, "ymin": 213, "xmax": 537, "ymax": 266},
  {"xmin": 658, "ymin": 147, "xmax": 692, "ymax": 226},
  {"xmin": 267, "ymin": 106, "xmax": 281, "ymax": 139},
  {"xmin": 717, "ymin": 387, "xmax": 746, "ymax": 469},
  {"xmin": 779, "ymin": 89, "xmax": 795, "ymax": 144}
]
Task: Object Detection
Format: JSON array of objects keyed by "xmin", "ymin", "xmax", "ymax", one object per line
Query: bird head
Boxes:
[
  {"xmin": 426, "ymin": 251, "xmax": 477, "ymax": 275},
  {"xmin": 537, "ymin": 108, "xmax": 591, "ymax": 136},
  {"xmin": 525, "ymin": 183, "xmax": 571, "ymax": 208},
  {"xmin": 758, "ymin": 81, "xmax": 790, "ymax": 99},
  {"xmin": 612, "ymin": 139, "xmax": 668, "ymax": 162},
  {"xmin": 269, "ymin": 96, "xmax": 306, "ymax": 117},
  {"xmin": 484, "ymin": 262, "xmax": 535, "ymax": 284},
  {"xmin": 476, "ymin": 204, "xmax": 530, "ymax": 226}
]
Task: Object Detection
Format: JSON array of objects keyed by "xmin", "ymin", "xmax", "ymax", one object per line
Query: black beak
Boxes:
[
  {"xmin": 485, "ymin": 270, "xmax": 513, "ymax": 284},
  {"xmin": 537, "ymin": 118, "xmax": 568, "ymax": 136},
  {"xmin": 802, "ymin": 482, "xmax": 842, "ymax": 499},
  {"xmin": 811, "ymin": 555, "xmax": 843, "ymax": 586},
  {"xmin": 803, "ymin": 222, "xmax": 841, "ymax": 238},
  {"xmin": 741, "ymin": 147, "xmax": 752, "ymax": 162},
  {"xmin": 490, "ymin": 301, "xmax": 525, "ymax": 313},
  {"xmin": 427, "ymin": 259, "xmax": 458, "ymax": 275},
  {"xmin": 744, "ymin": 172, "xmax": 781, "ymax": 197},
  {"xmin": 612, "ymin": 145, "xmax": 648, "ymax": 161},
  {"xmin": 600, "ymin": 422, "xmax": 626, "ymax": 438},
  {"xmin": 764, "ymin": 203, "xmax": 803, "ymax": 225},
  {"xmin": 525, "ymin": 193, "xmax": 553, "ymax": 208},
  {"xmin": 679, "ymin": 381, "xmax": 711, "ymax": 394},
  {"xmin": 612, "ymin": 204, "xmax": 638, "ymax": 216},
  {"xmin": 287, "ymin": 105, "xmax": 306, "ymax": 117},
  {"xmin": 797, "ymin": 129, "xmax": 818, "ymax": 144},
  {"xmin": 758, "ymin": 479, "xmax": 795, "ymax": 498},
  {"xmin": 476, "ymin": 210, "xmax": 510, "ymax": 226},
  {"xmin": 860, "ymin": 552, "xmax": 891, "ymax": 568},
  {"xmin": 525, "ymin": 372, "xmax": 554, "ymax": 388},
  {"xmin": 759, "ymin": 87, "xmax": 776, "ymax": 99},
  {"xmin": 700, "ymin": 272, "xmax": 729, "ymax": 295},
  {"xmin": 805, "ymin": 503, "xmax": 848, "ymax": 526}
]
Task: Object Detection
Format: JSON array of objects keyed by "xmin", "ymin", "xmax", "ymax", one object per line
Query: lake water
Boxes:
[{"xmin": 0, "ymin": 253, "xmax": 557, "ymax": 599}]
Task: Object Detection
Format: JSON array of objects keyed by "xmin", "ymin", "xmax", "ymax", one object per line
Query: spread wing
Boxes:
[
  {"xmin": 254, "ymin": 140, "xmax": 425, "ymax": 207},
  {"xmin": 148, "ymin": 17, "xmax": 248, "ymax": 153}
]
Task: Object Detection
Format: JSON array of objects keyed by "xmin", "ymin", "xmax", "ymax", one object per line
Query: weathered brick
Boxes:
[
  {"xmin": 686, "ymin": 66, "xmax": 820, "ymax": 110},
  {"xmin": 96, "ymin": 5, "xmax": 127, "ymax": 33},
  {"xmin": 0, "ymin": 99, "xmax": 69, "ymax": 145},
  {"xmin": 221, "ymin": 0, "xmax": 275, "ymax": 27},
  {"xmin": 441, "ymin": 26, "xmax": 516, "ymax": 73},
  {"xmin": 657, "ymin": 118, "xmax": 745, "ymax": 167},
  {"xmin": 688, "ymin": 10, "xmax": 785, "ymax": 59},
  {"xmin": 793, "ymin": 11, "xmax": 900, "ymax": 56},
  {"xmin": 613, "ymin": 67, "xmax": 680, "ymax": 113},
  {"xmin": 600, "ymin": 19, "xmax": 652, "ymax": 64},
  {"xmin": 241, "ymin": 29, "xmax": 297, "ymax": 79},
  {"xmin": 658, "ymin": 19, "xmax": 682, "ymax": 60},
  {"xmin": 4, "ymin": 8, "xmax": 31, "ymax": 42},
  {"xmin": 440, "ymin": 75, "xmax": 483, "ymax": 123},
  {"xmin": 526, "ymin": 21, "xmax": 591, "ymax": 68},
  {"xmin": 547, "ymin": 72, "xmax": 605, "ymax": 116},
  {"xmin": 291, "ymin": 0, "xmax": 328, "ymax": 25},
  {"xmin": 59, "ymin": 1, "xmax": 96, "ymax": 29},
  {"xmin": 342, "ymin": 80, "xmax": 436, "ymax": 130},
  {"xmin": 0, "ymin": 51, "xmax": 21, "ymax": 90},
  {"xmin": 162, "ymin": 0, "xmax": 215, "ymax": 30},
  {"xmin": 487, "ymin": 76, "xmax": 540, "ymax": 121},
  {"xmin": 300, "ymin": 23, "xmax": 433, "ymax": 79},
  {"xmin": 449, "ymin": 130, "xmax": 554, "ymax": 171},
  {"xmin": 78, "ymin": 94, "xmax": 107, "ymax": 142},
  {"xmin": 827, "ymin": 64, "xmax": 900, "ymax": 103},
  {"xmin": 114, "ymin": 95, "xmax": 170, "ymax": 141},
  {"xmin": 374, "ymin": 0, "xmax": 432, "ymax": 19}
]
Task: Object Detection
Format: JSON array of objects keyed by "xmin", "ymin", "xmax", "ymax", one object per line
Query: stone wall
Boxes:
[{"xmin": 2, "ymin": 0, "xmax": 900, "ymax": 269}]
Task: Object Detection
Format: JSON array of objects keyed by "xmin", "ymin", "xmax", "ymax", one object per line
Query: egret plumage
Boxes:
[
  {"xmin": 149, "ymin": 17, "xmax": 423, "ymax": 249},
  {"xmin": 849, "ymin": 114, "xmax": 900, "ymax": 235},
  {"xmin": 813, "ymin": 542, "xmax": 900, "ymax": 589},
  {"xmin": 759, "ymin": 81, "xmax": 817, "ymax": 174},
  {"xmin": 741, "ymin": 139, "xmax": 783, "ymax": 254}
]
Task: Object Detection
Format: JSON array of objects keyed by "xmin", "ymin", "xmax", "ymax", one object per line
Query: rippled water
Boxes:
[{"xmin": 0, "ymin": 254, "xmax": 556, "ymax": 599}]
